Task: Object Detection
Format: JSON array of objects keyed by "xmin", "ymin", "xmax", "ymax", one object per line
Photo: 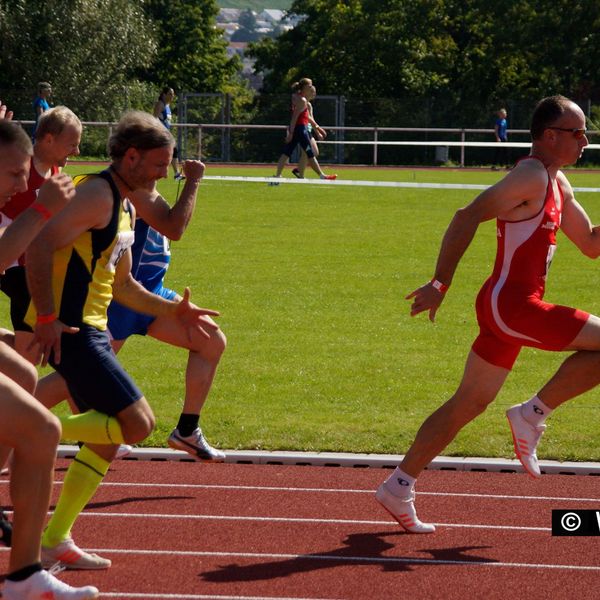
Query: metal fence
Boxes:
[{"xmin": 15, "ymin": 119, "xmax": 600, "ymax": 167}]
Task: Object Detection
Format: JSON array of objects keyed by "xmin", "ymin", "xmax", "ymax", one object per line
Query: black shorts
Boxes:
[
  {"xmin": 282, "ymin": 125, "xmax": 315, "ymax": 159},
  {"xmin": 0, "ymin": 266, "xmax": 32, "ymax": 332},
  {"xmin": 50, "ymin": 325, "xmax": 143, "ymax": 415}
]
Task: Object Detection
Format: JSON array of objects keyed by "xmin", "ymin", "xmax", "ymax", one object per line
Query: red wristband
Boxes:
[
  {"xmin": 36, "ymin": 312, "xmax": 57, "ymax": 324},
  {"xmin": 31, "ymin": 202, "xmax": 52, "ymax": 221},
  {"xmin": 431, "ymin": 279, "xmax": 449, "ymax": 293}
]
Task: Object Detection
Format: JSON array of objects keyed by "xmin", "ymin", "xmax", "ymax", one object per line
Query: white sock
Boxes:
[
  {"xmin": 384, "ymin": 467, "xmax": 415, "ymax": 497},
  {"xmin": 521, "ymin": 395, "xmax": 553, "ymax": 427}
]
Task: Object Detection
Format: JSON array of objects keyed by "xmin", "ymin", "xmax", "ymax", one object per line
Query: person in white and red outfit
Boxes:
[{"xmin": 376, "ymin": 95, "xmax": 600, "ymax": 533}]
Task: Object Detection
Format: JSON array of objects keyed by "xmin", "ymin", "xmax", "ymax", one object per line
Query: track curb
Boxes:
[{"xmin": 57, "ymin": 445, "xmax": 600, "ymax": 476}]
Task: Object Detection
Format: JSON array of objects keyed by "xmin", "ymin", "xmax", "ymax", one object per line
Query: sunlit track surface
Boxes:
[{"xmin": 1, "ymin": 460, "xmax": 599, "ymax": 599}]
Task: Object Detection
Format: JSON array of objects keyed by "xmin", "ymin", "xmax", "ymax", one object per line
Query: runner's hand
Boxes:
[
  {"xmin": 36, "ymin": 173, "xmax": 76, "ymax": 216},
  {"xmin": 406, "ymin": 281, "xmax": 446, "ymax": 323},
  {"xmin": 174, "ymin": 287, "xmax": 220, "ymax": 341},
  {"xmin": 0, "ymin": 101, "xmax": 13, "ymax": 120},
  {"xmin": 29, "ymin": 320, "xmax": 79, "ymax": 366},
  {"xmin": 182, "ymin": 160, "xmax": 205, "ymax": 181}
]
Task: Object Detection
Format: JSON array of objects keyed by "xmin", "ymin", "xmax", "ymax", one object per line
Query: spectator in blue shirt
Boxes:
[
  {"xmin": 492, "ymin": 107, "xmax": 508, "ymax": 169},
  {"xmin": 32, "ymin": 82, "xmax": 52, "ymax": 140}
]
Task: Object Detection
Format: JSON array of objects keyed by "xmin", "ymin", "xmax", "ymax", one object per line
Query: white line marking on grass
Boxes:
[
  {"xmin": 33, "ymin": 547, "xmax": 600, "ymax": 572},
  {"xmin": 203, "ymin": 175, "xmax": 600, "ymax": 193}
]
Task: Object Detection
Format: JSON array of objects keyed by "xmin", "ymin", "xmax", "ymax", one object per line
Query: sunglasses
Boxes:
[{"xmin": 548, "ymin": 127, "xmax": 587, "ymax": 139}]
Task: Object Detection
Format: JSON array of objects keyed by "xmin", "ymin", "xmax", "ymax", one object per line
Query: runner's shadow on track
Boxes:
[
  {"xmin": 201, "ymin": 531, "xmax": 497, "ymax": 582},
  {"xmin": 48, "ymin": 495, "xmax": 193, "ymax": 510}
]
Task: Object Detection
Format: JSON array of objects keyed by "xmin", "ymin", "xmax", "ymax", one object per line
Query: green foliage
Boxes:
[
  {"xmin": 0, "ymin": 0, "xmax": 157, "ymax": 121},
  {"xmin": 250, "ymin": 0, "xmax": 600, "ymax": 127},
  {"xmin": 143, "ymin": 0, "xmax": 241, "ymax": 93}
]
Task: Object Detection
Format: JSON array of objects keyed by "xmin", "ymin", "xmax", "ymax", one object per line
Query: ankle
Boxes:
[
  {"xmin": 521, "ymin": 396, "xmax": 553, "ymax": 427},
  {"xmin": 384, "ymin": 467, "xmax": 416, "ymax": 496}
]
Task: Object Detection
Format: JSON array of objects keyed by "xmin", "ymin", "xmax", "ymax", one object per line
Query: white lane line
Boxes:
[
  {"xmin": 71, "ymin": 511, "xmax": 550, "ymax": 532},
  {"xmin": 0, "ymin": 507, "xmax": 553, "ymax": 531},
  {"xmin": 11, "ymin": 480, "xmax": 598, "ymax": 504},
  {"xmin": 99, "ymin": 594, "xmax": 337, "ymax": 600},
  {"xmin": 26, "ymin": 547, "xmax": 600, "ymax": 572}
]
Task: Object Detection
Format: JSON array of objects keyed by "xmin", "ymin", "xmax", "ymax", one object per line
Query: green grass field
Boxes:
[{"xmin": 46, "ymin": 164, "xmax": 600, "ymax": 462}]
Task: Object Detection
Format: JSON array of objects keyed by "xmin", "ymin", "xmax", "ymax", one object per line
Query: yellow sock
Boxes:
[
  {"xmin": 59, "ymin": 410, "xmax": 124, "ymax": 444},
  {"xmin": 42, "ymin": 445, "xmax": 110, "ymax": 547}
]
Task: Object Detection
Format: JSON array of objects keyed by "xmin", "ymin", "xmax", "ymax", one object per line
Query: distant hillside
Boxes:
[{"xmin": 217, "ymin": 1, "xmax": 292, "ymax": 10}]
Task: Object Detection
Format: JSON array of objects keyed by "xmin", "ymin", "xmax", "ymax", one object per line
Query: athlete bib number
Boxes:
[{"xmin": 107, "ymin": 230, "xmax": 134, "ymax": 273}]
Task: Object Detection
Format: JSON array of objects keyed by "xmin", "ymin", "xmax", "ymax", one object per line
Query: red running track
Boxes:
[{"xmin": 1, "ymin": 459, "xmax": 600, "ymax": 599}]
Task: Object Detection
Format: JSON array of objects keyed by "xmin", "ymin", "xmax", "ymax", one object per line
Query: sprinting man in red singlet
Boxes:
[{"xmin": 375, "ymin": 95, "xmax": 600, "ymax": 533}]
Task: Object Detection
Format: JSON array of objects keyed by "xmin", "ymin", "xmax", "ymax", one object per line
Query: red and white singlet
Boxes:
[{"xmin": 472, "ymin": 156, "xmax": 589, "ymax": 369}]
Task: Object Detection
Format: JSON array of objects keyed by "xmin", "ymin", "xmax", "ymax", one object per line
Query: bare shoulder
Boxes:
[
  {"xmin": 496, "ymin": 157, "xmax": 548, "ymax": 195},
  {"xmin": 75, "ymin": 175, "xmax": 113, "ymax": 207},
  {"xmin": 63, "ymin": 175, "xmax": 114, "ymax": 229},
  {"xmin": 292, "ymin": 94, "xmax": 307, "ymax": 109},
  {"xmin": 556, "ymin": 169, "xmax": 575, "ymax": 194}
]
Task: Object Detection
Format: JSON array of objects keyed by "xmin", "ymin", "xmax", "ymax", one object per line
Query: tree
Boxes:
[
  {"xmin": 142, "ymin": 0, "xmax": 241, "ymax": 93},
  {"xmin": 249, "ymin": 0, "xmax": 600, "ymax": 127},
  {"xmin": 0, "ymin": 0, "xmax": 157, "ymax": 120}
]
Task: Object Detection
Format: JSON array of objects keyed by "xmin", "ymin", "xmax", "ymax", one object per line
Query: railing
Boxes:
[{"xmin": 15, "ymin": 120, "xmax": 599, "ymax": 166}]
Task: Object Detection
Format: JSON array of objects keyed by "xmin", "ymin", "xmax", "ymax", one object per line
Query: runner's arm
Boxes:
[
  {"xmin": 560, "ymin": 174, "xmax": 600, "ymax": 258},
  {"xmin": 129, "ymin": 160, "xmax": 204, "ymax": 240}
]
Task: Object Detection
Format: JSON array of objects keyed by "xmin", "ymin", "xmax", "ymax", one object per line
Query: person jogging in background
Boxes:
[
  {"xmin": 271, "ymin": 78, "xmax": 336, "ymax": 183},
  {"xmin": 291, "ymin": 85, "xmax": 329, "ymax": 179},
  {"xmin": 376, "ymin": 95, "xmax": 600, "ymax": 533}
]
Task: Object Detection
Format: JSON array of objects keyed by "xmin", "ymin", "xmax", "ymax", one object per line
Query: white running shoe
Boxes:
[
  {"xmin": 115, "ymin": 444, "xmax": 133, "ymax": 459},
  {"xmin": 375, "ymin": 483, "xmax": 435, "ymax": 533},
  {"xmin": 2, "ymin": 569, "xmax": 99, "ymax": 599},
  {"xmin": 167, "ymin": 428, "xmax": 225, "ymax": 462},
  {"xmin": 41, "ymin": 538, "xmax": 111, "ymax": 570},
  {"xmin": 506, "ymin": 404, "xmax": 545, "ymax": 478}
]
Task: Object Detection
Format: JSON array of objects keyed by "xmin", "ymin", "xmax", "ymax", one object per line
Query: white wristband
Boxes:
[{"xmin": 431, "ymin": 279, "xmax": 449, "ymax": 293}]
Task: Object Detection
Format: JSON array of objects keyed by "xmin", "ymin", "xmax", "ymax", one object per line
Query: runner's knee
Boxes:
[
  {"xmin": 25, "ymin": 409, "xmax": 61, "ymax": 456},
  {"xmin": 119, "ymin": 405, "xmax": 155, "ymax": 444},
  {"xmin": 194, "ymin": 327, "xmax": 227, "ymax": 361}
]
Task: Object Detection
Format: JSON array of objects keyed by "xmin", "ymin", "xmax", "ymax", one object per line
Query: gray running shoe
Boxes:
[{"xmin": 167, "ymin": 427, "xmax": 225, "ymax": 462}]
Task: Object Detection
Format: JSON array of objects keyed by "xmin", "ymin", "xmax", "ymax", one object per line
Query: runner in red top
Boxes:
[
  {"xmin": 473, "ymin": 155, "xmax": 588, "ymax": 370},
  {"xmin": 3, "ymin": 158, "xmax": 59, "ymax": 222},
  {"xmin": 0, "ymin": 106, "xmax": 81, "ymax": 362},
  {"xmin": 270, "ymin": 78, "xmax": 336, "ymax": 183},
  {"xmin": 374, "ymin": 95, "xmax": 600, "ymax": 533}
]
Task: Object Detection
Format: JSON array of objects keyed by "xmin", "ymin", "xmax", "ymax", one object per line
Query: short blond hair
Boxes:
[{"xmin": 35, "ymin": 106, "xmax": 81, "ymax": 140}]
